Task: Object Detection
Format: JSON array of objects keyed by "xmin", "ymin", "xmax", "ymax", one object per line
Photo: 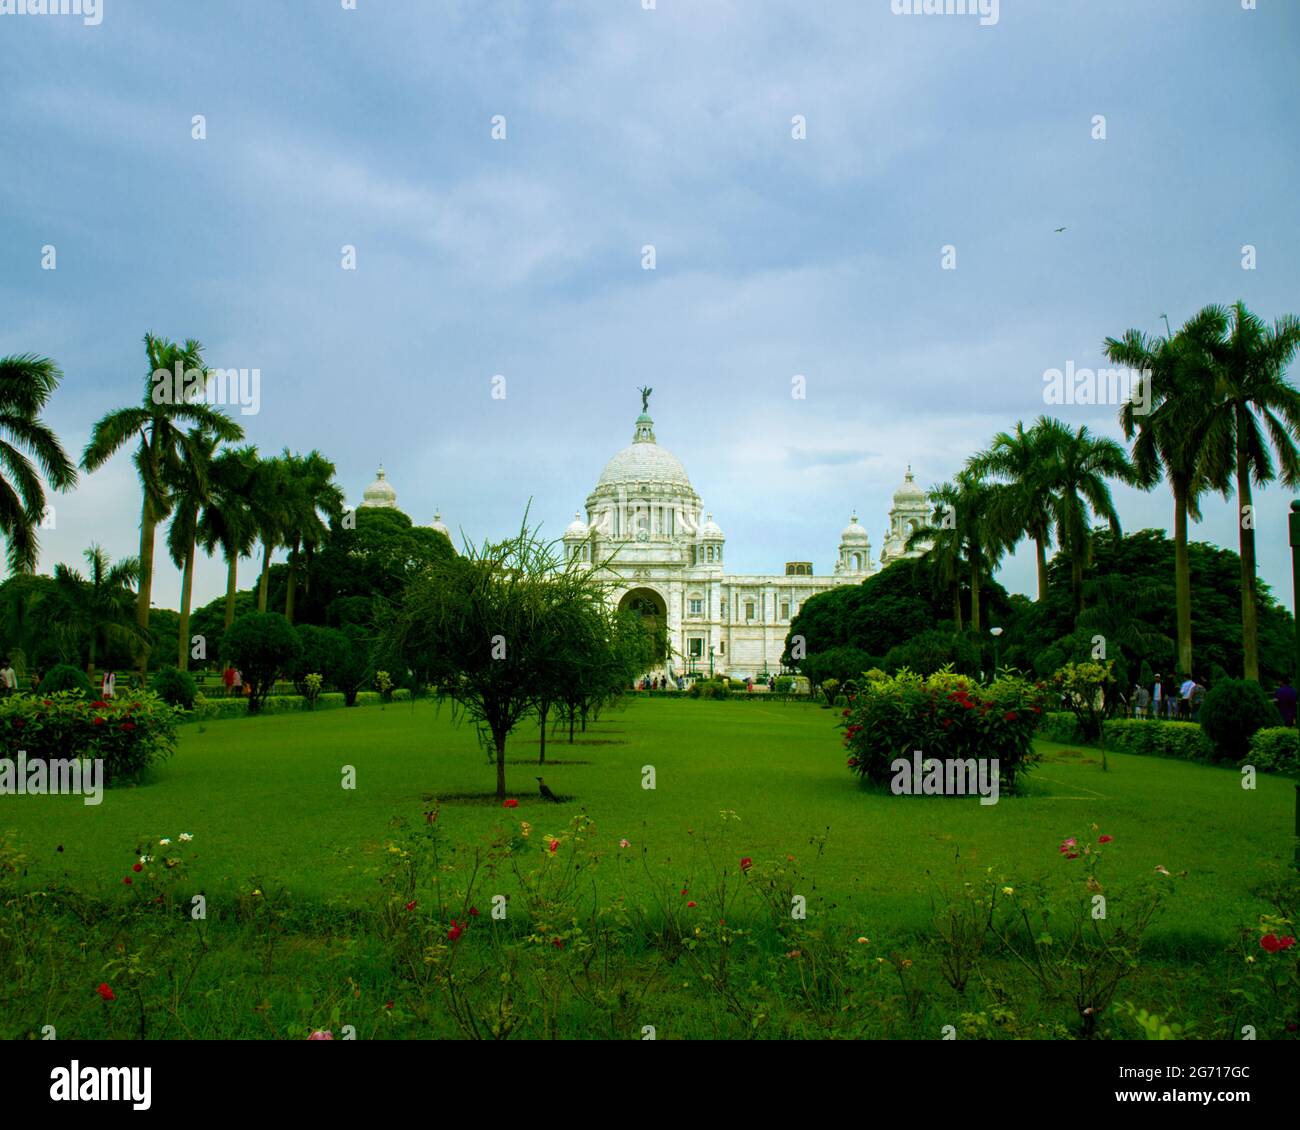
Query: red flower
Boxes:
[
  {"xmin": 548, "ymin": 839, "xmax": 559, "ymax": 853},
  {"xmin": 42, "ymin": 698, "xmax": 52, "ymax": 706},
  {"xmin": 687, "ymin": 900, "xmax": 697, "ymax": 908},
  {"xmin": 503, "ymin": 798, "xmax": 518, "ymax": 809},
  {"xmin": 132, "ymin": 862, "xmax": 143, "ymax": 872},
  {"xmin": 122, "ymin": 876, "xmax": 132, "ymax": 885},
  {"xmin": 469, "ymin": 906, "xmax": 480, "ymax": 917},
  {"xmin": 91, "ymin": 700, "xmax": 108, "ymax": 709},
  {"xmin": 739, "ymin": 857, "xmax": 753, "ymax": 872},
  {"xmin": 404, "ymin": 900, "xmax": 417, "ymax": 912},
  {"xmin": 96, "ymin": 983, "xmax": 116, "ymax": 1002},
  {"xmin": 120, "ymin": 721, "xmax": 136, "ymax": 732},
  {"xmin": 1261, "ymin": 934, "xmax": 1283, "ymax": 953},
  {"xmin": 1282, "ymin": 936, "xmax": 1297, "ymax": 949},
  {"xmin": 842, "ymin": 709, "xmax": 851, "ymax": 717},
  {"xmin": 384, "ymin": 1001, "xmax": 394, "ymax": 1010},
  {"xmin": 680, "ymin": 888, "xmax": 688, "ymax": 895},
  {"xmin": 847, "ymin": 758, "xmax": 858, "ymax": 768},
  {"xmin": 1003, "ymin": 711, "xmax": 1017, "ymax": 722},
  {"xmin": 447, "ymin": 921, "xmax": 463, "ymax": 942},
  {"xmin": 940, "ymin": 718, "xmax": 952, "ymax": 728},
  {"xmin": 1098, "ymin": 834, "xmax": 1113, "ymax": 844},
  {"xmin": 552, "ymin": 937, "xmax": 564, "ymax": 949},
  {"xmin": 93, "ymin": 716, "xmax": 105, "ymax": 727}
]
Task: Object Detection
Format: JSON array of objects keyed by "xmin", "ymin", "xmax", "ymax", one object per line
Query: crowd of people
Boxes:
[{"xmin": 1114, "ymin": 672, "xmax": 1297, "ymax": 726}]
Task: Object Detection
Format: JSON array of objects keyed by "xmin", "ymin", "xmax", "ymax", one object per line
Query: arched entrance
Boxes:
[{"xmin": 617, "ymin": 586, "xmax": 669, "ymax": 679}]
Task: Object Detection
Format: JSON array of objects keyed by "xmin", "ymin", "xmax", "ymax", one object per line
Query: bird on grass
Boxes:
[{"xmin": 536, "ymin": 777, "xmax": 560, "ymax": 802}]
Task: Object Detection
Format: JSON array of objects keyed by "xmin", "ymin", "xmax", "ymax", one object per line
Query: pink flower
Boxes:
[
  {"xmin": 1058, "ymin": 838, "xmax": 1077, "ymax": 854},
  {"xmin": 1098, "ymin": 834, "xmax": 1113, "ymax": 844},
  {"xmin": 308, "ymin": 1030, "xmax": 333, "ymax": 1040},
  {"xmin": 548, "ymin": 839, "xmax": 559, "ymax": 853},
  {"xmin": 739, "ymin": 857, "xmax": 752, "ymax": 872},
  {"xmin": 619, "ymin": 838, "xmax": 630, "ymax": 848}
]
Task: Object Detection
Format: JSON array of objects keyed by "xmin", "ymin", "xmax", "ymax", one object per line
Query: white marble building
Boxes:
[{"xmin": 560, "ymin": 401, "xmax": 929, "ymax": 678}]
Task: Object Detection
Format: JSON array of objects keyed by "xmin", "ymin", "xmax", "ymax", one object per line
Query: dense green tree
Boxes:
[
  {"xmin": 220, "ymin": 611, "xmax": 302, "ymax": 713},
  {"xmin": 42, "ymin": 545, "xmax": 148, "ymax": 673},
  {"xmin": 197, "ymin": 445, "xmax": 259, "ymax": 633}
]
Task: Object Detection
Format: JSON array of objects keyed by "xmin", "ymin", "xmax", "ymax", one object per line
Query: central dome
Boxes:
[{"xmin": 594, "ymin": 410, "xmax": 695, "ymax": 493}]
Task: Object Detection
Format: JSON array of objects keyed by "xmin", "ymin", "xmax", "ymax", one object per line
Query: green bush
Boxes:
[
  {"xmin": 1102, "ymin": 719, "xmax": 1212, "ymax": 762},
  {"xmin": 774, "ymin": 676, "xmax": 794, "ymax": 693},
  {"xmin": 0, "ymin": 690, "xmax": 179, "ymax": 784},
  {"xmin": 221, "ymin": 612, "xmax": 303, "ymax": 713},
  {"xmin": 1246, "ymin": 727, "xmax": 1299, "ymax": 775},
  {"xmin": 1198, "ymin": 678, "xmax": 1279, "ymax": 762},
  {"xmin": 37, "ymin": 664, "xmax": 92, "ymax": 697},
  {"xmin": 1037, "ymin": 712, "xmax": 1084, "ymax": 744},
  {"xmin": 842, "ymin": 668, "xmax": 1047, "ymax": 794},
  {"xmin": 149, "ymin": 666, "xmax": 198, "ymax": 710}
]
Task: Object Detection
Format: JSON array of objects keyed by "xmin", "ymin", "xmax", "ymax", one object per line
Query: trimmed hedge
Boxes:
[
  {"xmin": 1246, "ymin": 727, "xmax": 1299, "ymax": 775},
  {"xmin": 1036, "ymin": 712, "xmax": 1085, "ymax": 744},
  {"xmin": 187, "ymin": 688, "xmax": 412, "ymax": 722},
  {"xmin": 1102, "ymin": 719, "xmax": 1213, "ymax": 762}
]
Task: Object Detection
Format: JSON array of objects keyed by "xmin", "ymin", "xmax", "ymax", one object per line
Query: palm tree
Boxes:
[
  {"xmin": 165, "ymin": 429, "xmax": 220, "ymax": 670},
  {"xmin": 910, "ymin": 471, "xmax": 1007, "ymax": 631},
  {"xmin": 197, "ymin": 445, "xmax": 259, "ymax": 632},
  {"xmin": 81, "ymin": 334, "xmax": 244, "ymax": 673},
  {"xmin": 0, "ymin": 355, "xmax": 78, "ymax": 573},
  {"xmin": 248, "ymin": 455, "xmax": 290, "ymax": 613},
  {"xmin": 1188, "ymin": 301, "xmax": 1300, "ymax": 681},
  {"xmin": 1039, "ymin": 419, "xmax": 1133, "ymax": 617},
  {"xmin": 277, "ymin": 449, "xmax": 345, "ymax": 624},
  {"xmin": 44, "ymin": 545, "xmax": 148, "ymax": 673},
  {"xmin": 1104, "ymin": 316, "xmax": 1225, "ymax": 676},
  {"xmin": 969, "ymin": 419, "xmax": 1058, "ymax": 602}
]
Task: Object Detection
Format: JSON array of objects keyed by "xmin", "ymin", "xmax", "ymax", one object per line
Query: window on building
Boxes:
[
  {"xmin": 745, "ymin": 602, "xmax": 755, "ymax": 621},
  {"xmin": 721, "ymin": 600, "xmax": 728, "ymax": 619},
  {"xmin": 689, "ymin": 598, "xmax": 703, "ymax": 616},
  {"xmin": 780, "ymin": 601, "xmax": 790, "ymax": 620},
  {"xmin": 706, "ymin": 545, "xmax": 714, "ymax": 562},
  {"xmin": 719, "ymin": 642, "xmax": 725, "ymax": 655},
  {"xmin": 688, "ymin": 638, "xmax": 703, "ymax": 658}
]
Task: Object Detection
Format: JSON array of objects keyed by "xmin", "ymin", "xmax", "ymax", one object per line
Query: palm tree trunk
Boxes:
[
  {"xmin": 87, "ymin": 634, "xmax": 97, "ymax": 679},
  {"xmin": 1070, "ymin": 548, "xmax": 1084, "ymax": 619},
  {"xmin": 969, "ymin": 550, "xmax": 982, "ymax": 632},
  {"xmin": 1236, "ymin": 406, "xmax": 1260, "ymax": 681},
  {"xmin": 224, "ymin": 555, "xmax": 239, "ymax": 630},
  {"xmin": 136, "ymin": 495, "xmax": 157, "ymax": 677},
  {"xmin": 284, "ymin": 553, "xmax": 298, "ymax": 625},
  {"xmin": 257, "ymin": 539, "xmax": 271, "ymax": 612},
  {"xmin": 1034, "ymin": 530, "xmax": 1049, "ymax": 602},
  {"xmin": 1172, "ymin": 478, "xmax": 1193, "ymax": 676},
  {"xmin": 177, "ymin": 531, "xmax": 197, "ymax": 671},
  {"xmin": 952, "ymin": 583, "xmax": 963, "ymax": 631}
]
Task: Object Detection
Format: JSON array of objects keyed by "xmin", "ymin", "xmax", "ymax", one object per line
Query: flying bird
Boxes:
[
  {"xmin": 536, "ymin": 777, "xmax": 560, "ymax": 802},
  {"xmin": 1054, "ymin": 226, "xmax": 1067, "ymax": 233}
]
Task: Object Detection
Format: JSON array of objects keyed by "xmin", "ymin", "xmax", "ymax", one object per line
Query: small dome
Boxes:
[
  {"xmin": 429, "ymin": 509, "xmax": 450, "ymax": 537},
  {"xmin": 841, "ymin": 512, "xmax": 870, "ymax": 544},
  {"xmin": 700, "ymin": 513, "xmax": 724, "ymax": 540},
  {"xmin": 360, "ymin": 465, "xmax": 398, "ymax": 509},
  {"xmin": 564, "ymin": 510, "xmax": 589, "ymax": 538},
  {"xmin": 893, "ymin": 466, "xmax": 926, "ymax": 503}
]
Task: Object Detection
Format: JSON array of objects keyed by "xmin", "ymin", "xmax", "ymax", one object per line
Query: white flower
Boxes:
[
  {"xmin": 139, "ymin": 855, "xmax": 152, "ymax": 864},
  {"xmin": 178, "ymin": 833, "xmax": 193, "ymax": 842},
  {"xmin": 158, "ymin": 838, "xmax": 171, "ymax": 846}
]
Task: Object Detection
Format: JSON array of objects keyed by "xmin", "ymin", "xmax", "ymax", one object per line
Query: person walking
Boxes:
[
  {"xmin": 0, "ymin": 658, "xmax": 16, "ymax": 697},
  {"xmin": 1179, "ymin": 673, "xmax": 1196, "ymax": 721},
  {"xmin": 232, "ymin": 668, "xmax": 243, "ymax": 697},
  {"xmin": 101, "ymin": 669, "xmax": 116, "ymax": 699},
  {"xmin": 1133, "ymin": 683, "xmax": 1150, "ymax": 719},
  {"xmin": 1151, "ymin": 675, "xmax": 1163, "ymax": 720},
  {"xmin": 1275, "ymin": 676, "xmax": 1297, "ymax": 727}
]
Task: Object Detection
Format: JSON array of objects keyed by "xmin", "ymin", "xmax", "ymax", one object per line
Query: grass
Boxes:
[{"xmin": 2, "ymin": 695, "xmax": 1292, "ymax": 944}]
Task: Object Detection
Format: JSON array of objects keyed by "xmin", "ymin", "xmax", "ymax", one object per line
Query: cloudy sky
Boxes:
[{"xmin": 2, "ymin": 0, "xmax": 1298, "ymax": 613}]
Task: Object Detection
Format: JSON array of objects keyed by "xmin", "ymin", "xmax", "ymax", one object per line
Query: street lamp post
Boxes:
[
  {"xmin": 990, "ymin": 626, "xmax": 1003, "ymax": 679},
  {"xmin": 709, "ymin": 646, "xmax": 715, "ymax": 677}
]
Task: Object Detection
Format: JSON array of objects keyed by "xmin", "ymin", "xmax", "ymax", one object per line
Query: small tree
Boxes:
[
  {"xmin": 220, "ymin": 612, "xmax": 302, "ymax": 713},
  {"xmin": 385, "ymin": 519, "xmax": 612, "ymax": 800},
  {"xmin": 1053, "ymin": 659, "xmax": 1116, "ymax": 755}
]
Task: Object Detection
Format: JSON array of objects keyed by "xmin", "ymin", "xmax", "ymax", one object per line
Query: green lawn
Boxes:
[{"xmin": 3, "ymin": 696, "xmax": 1292, "ymax": 945}]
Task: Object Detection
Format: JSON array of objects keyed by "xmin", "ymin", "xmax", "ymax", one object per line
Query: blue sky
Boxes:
[{"xmin": 2, "ymin": 0, "xmax": 1299, "ymax": 613}]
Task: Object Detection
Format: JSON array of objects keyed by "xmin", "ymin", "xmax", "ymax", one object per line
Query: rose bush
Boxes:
[
  {"xmin": 841, "ymin": 667, "xmax": 1047, "ymax": 794},
  {"xmin": 0, "ymin": 690, "xmax": 180, "ymax": 784}
]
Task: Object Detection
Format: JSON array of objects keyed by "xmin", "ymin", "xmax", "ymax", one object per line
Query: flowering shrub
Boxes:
[
  {"xmin": 840, "ymin": 668, "xmax": 1047, "ymax": 794},
  {"xmin": 0, "ymin": 691, "xmax": 180, "ymax": 784}
]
